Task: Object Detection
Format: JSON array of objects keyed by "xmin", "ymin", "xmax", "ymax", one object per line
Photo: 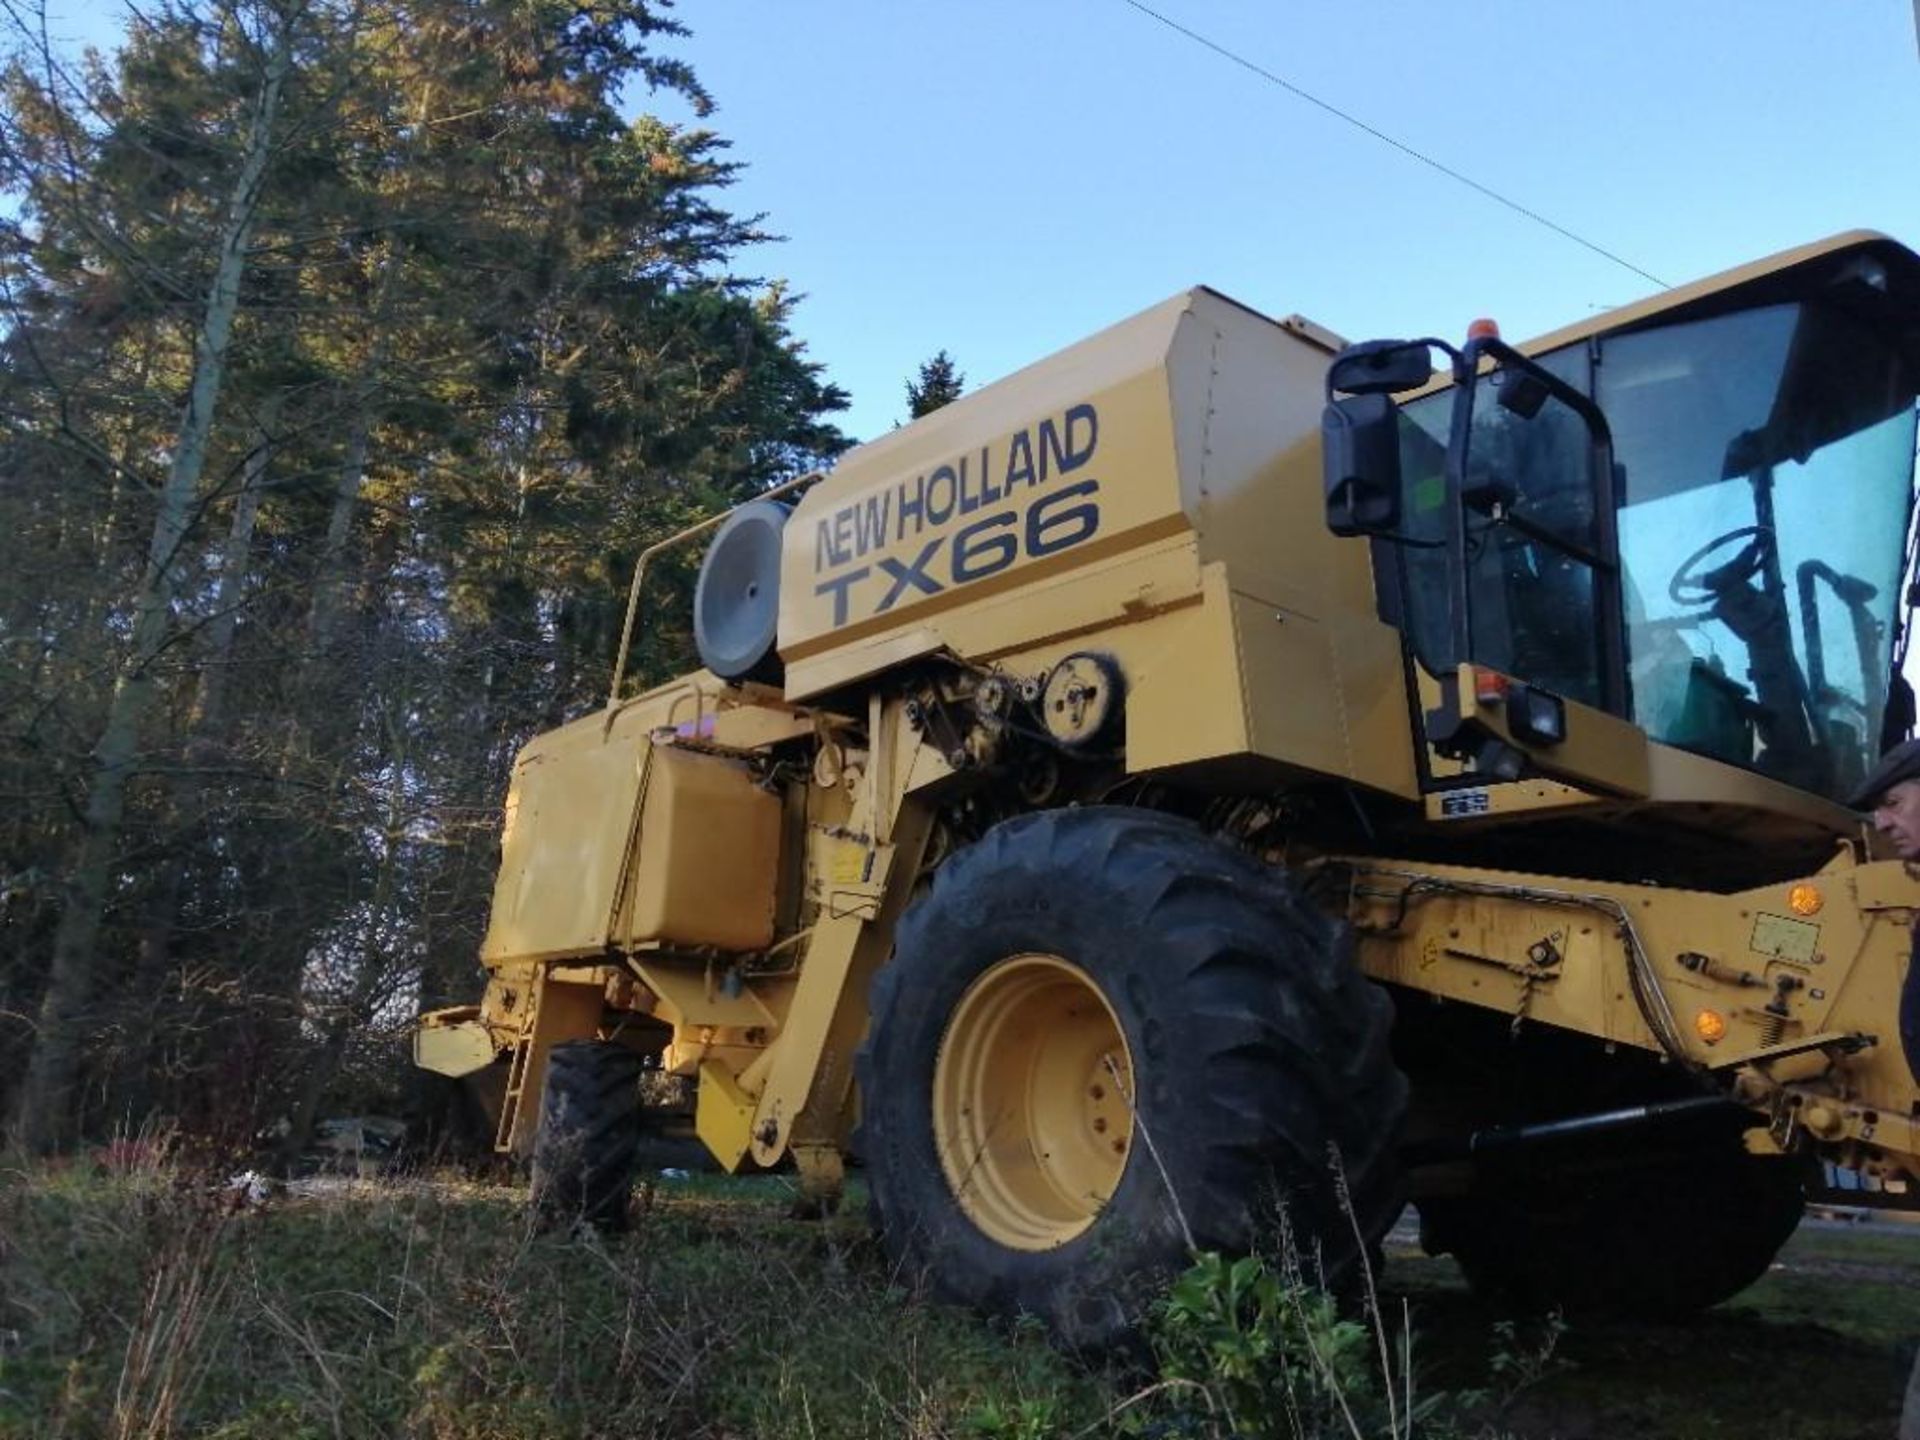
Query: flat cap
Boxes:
[{"xmin": 1845, "ymin": 737, "xmax": 1920, "ymax": 811}]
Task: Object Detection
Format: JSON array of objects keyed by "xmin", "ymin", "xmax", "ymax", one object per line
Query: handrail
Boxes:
[{"xmin": 603, "ymin": 471, "xmax": 822, "ymax": 714}]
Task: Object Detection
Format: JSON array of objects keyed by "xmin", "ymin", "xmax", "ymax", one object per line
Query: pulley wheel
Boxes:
[{"xmin": 1040, "ymin": 652, "xmax": 1124, "ymax": 748}]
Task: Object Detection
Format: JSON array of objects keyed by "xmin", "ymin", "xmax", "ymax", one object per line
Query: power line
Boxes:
[{"xmin": 1119, "ymin": 0, "xmax": 1670, "ymax": 289}]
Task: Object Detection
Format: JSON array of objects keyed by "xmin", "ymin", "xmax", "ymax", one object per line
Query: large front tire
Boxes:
[{"xmin": 857, "ymin": 807, "xmax": 1406, "ymax": 1347}]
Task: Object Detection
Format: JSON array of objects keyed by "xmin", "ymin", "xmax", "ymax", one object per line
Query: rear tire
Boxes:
[
  {"xmin": 857, "ymin": 807, "xmax": 1406, "ymax": 1348},
  {"xmin": 1420, "ymin": 1118, "xmax": 1810, "ymax": 1319},
  {"xmin": 531, "ymin": 1041, "xmax": 642, "ymax": 1231}
]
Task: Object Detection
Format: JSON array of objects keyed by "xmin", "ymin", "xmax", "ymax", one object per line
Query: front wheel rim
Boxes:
[{"xmin": 932, "ymin": 953, "xmax": 1135, "ymax": 1250}]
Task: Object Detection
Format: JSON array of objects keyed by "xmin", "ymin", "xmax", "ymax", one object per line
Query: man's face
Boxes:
[{"xmin": 1871, "ymin": 779, "xmax": 1920, "ymax": 861}]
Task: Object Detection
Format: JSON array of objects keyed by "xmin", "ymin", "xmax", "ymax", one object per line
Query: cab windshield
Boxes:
[
  {"xmin": 1608, "ymin": 303, "xmax": 1914, "ymax": 799},
  {"xmin": 1390, "ymin": 298, "xmax": 1917, "ymax": 803}
]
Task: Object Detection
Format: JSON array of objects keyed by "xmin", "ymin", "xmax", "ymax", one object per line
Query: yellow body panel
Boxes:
[
  {"xmin": 630, "ymin": 960, "xmax": 778, "ymax": 1031},
  {"xmin": 500, "ymin": 979, "xmax": 606, "ymax": 1155},
  {"xmin": 696, "ymin": 1059, "xmax": 757, "ymax": 1174},
  {"xmin": 1232, "ymin": 586, "xmax": 1418, "ymax": 793},
  {"xmin": 481, "ymin": 700, "xmax": 658, "ymax": 964},
  {"xmin": 1344, "ymin": 852, "xmax": 1920, "ymax": 1173},
  {"xmin": 781, "ymin": 302, "xmax": 1196, "ymax": 669},
  {"xmin": 1433, "ymin": 662, "xmax": 1652, "ymax": 798},
  {"xmin": 481, "ymin": 680, "xmax": 785, "ymax": 965},
  {"xmin": 776, "ymin": 289, "xmax": 1419, "ymax": 798},
  {"xmin": 622, "ymin": 747, "xmax": 780, "ymax": 952}
]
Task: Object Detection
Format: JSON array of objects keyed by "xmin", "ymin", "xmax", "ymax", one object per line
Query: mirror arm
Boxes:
[{"xmin": 1492, "ymin": 506, "xmax": 1613, "ymax": 572}]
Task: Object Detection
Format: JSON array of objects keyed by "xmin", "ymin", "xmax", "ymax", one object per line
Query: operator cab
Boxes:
[{"xmin": 1327, "ymin": 235, "xmax": 1920, "ymax": 813}]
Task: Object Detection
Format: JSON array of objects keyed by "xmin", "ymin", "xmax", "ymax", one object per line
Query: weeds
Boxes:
[
  {"xmin": 1, "ymin": 1129, "xmax": 1909, "ymax": 1440},
  {"xmin": 1089, "ymin": 1247, "xmax": 1563, "ymax": 1440},
  {"xmin": 954, "ymin": 1120, "xmax": 1559, "ymax": 1440},
  {"xmin": 109, "ymin": 1208, "xmax": 232, "ymax": 1440},
  {"xmin": 0, "ymin": 1152, "xmax": 1095, "ymax": 1439},
  {"xmin": 0, "ymin": 1149, "xmax": 1569, "ymax": 1440}
]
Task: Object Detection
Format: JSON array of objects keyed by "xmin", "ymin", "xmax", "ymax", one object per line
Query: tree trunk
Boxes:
[
  {"xmin": 193, "ymin": 390, "xmax": 282, "ymax": 735},
  {"xmin": 303, "ymin": 231, "xmax": 415, "ymax": 655},
  {"xmin": 306, "ymin": 387, "xmax": 378, "ymax": 646},
  {"xmin": 11, "ymin": 27, "xmax": 293, "ymax": 1153},
  {"xmin": 105, "ymin": 393, "xmax": 287, "ymax": 1125},
  {"xmin": 306, "ymin": 76, "xmax": 428, "ymax": 648}
]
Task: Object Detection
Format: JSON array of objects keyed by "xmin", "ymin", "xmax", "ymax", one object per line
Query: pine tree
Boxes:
[
  {"xmin": 0, "ymin": 0, "xmax": 850, "ymax": 1148},
  {"xmin": 906, "ymin": 349, "xmax": 965, "ymax": 418}
]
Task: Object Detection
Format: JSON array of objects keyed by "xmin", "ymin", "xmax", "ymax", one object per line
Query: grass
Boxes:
[
  {"xmin": 1, "ymin": 1153, "xmax": 1915, "ymax": 1439},
  {"xmin": 0, "ymin": 1160, "xmax": 1097, "ymax": 1439}
]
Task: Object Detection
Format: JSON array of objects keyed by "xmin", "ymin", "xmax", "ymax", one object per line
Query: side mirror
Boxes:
[
  {"xmin": 1323, "ymin": 393, "xmax": 1403, "ymax": 536},
  {"xmin": 1327, "ymin": 340, "xmax": 1434, "ymax": 397}
]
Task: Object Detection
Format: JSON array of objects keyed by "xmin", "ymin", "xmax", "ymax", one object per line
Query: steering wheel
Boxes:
[{"xmin": 1669, "ymin": 525, "xmax": 1775, "ymax": 606}]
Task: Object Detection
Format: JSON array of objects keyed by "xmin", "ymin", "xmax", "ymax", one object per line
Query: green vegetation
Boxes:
[
  {"xmin": 1, "ymin": 1157, "xmax": 1912, "ymax": 1439},
  {"xmin": 0, "ymin": 1158, "xmax": 1091, "ymax": 1439}
]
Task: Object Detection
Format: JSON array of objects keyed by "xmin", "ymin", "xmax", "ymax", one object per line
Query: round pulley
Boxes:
[
  {"xmin": 973, "ymin": 675, "xmax": 1013, "ymax": 721},
  {"xmin": 694, "ymin": 499, "xmax": 791, "ymax": 682},
  {"xmin": 1039, "ymin": 652, "xmax": 1124, "ymax": 748}
]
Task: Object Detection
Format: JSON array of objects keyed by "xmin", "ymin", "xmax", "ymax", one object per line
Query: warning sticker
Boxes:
[
  {"xmin": 829, "ymin": 841, "xmax": 871, "ymax": 886},
  {"xmin": 1749, "ymin": 912, "xmax": 1818, "ymax": 965}
]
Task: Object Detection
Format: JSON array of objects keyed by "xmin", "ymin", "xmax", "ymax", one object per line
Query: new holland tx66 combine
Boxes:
[{"xmin": 418, "ymin": 232, "xmax": 1920, "ymax": 1343}]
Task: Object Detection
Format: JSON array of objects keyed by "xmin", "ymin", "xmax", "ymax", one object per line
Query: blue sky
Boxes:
[
  {"xmin": 45, "ymin": 2, "xmax": 1920, "ymax": 444},
  {"xmin": 642, "ymin": 1, "xmax": 1920, "ymax": 441}
]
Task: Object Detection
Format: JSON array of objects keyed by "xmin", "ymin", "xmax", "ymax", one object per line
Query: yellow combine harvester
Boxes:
[{"xmin": 418, "ymin": 232, "xmax": 1920, "ymax": 1343}]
